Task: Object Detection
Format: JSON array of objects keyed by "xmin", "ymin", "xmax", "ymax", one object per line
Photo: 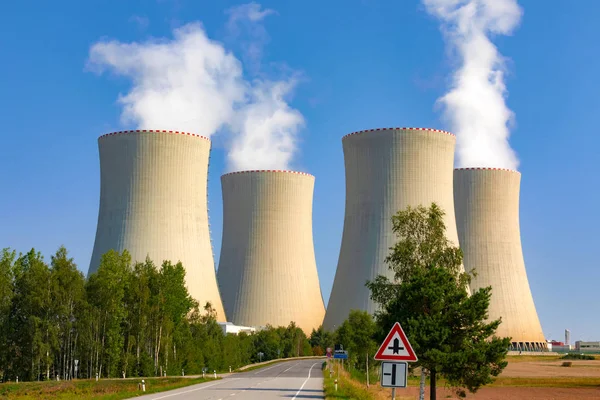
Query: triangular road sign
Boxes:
[{"xmin": 374, "ymin": 322, "xmax": 418, "ymax": 362}]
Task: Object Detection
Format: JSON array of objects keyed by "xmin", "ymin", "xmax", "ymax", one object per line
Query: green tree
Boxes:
[
  {"xmin": 8, "ymin": 249, "xmax": 55, "ymax": 381},
  {"xmin": 50, "ymin": 246, "xmax": 86, "ymax": 380},
  {"xmin": 254, "ymin": 325, "xmax": 282, "ymax": 361},
  {"xmin": 0, "ymin": 248, "xmax": 16, "ymax": 379},
  {"xmin": 367, "ymin": 203, "xmax": 511, "ymax": 400},
  {"xmin": 334, "ymin": 310, "xmax": 377, "ymax": 372},
  {"xmin": 281, "ymin": 322, "xmax": 310, "ymax": 358},
  {"xmin": 86, "ymin": 249, "xmax": 131, "ymax": 378},
  {"xmin": 309, "ymin": 326, "xmax": 334, "ymax": 356}
]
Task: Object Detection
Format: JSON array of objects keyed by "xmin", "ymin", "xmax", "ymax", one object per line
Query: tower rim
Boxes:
[
  {"xmin": 342, "ymin": 127, "xmax": 454, "ymax": 140},
  {"xmin": 98, "ymin": 129, "xmax": 210, "ymax": 141},
  {"xmin": 454, "ymin": 167, "xmax": 520, "ymax": 174},
  {"xmin": 221, "ymin": 169, "xmax": 314, "ymax": 178}
]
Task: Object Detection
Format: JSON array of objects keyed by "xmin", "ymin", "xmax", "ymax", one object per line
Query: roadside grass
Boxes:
[
  {"xmin": 0, "ymin": 376, "xmax": 217, "ymax": 399},
  {"xmin": 322, "ymin": 362, "xmax": 375, "ymax": 400},
  {"xmin": 322, "ymin": 362, "xmax": 414, "ymax": 400}
]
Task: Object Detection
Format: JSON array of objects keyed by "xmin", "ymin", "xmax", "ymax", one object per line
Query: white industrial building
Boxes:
[{"xmin": 218, "ymin": 322, "xmax": 257, "ymax": 335}]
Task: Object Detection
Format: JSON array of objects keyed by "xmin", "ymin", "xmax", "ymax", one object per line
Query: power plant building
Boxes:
[
  {"xmin": 217, "ymin": 170, "xmax": 325, "ymax": 334},
  {"xmin": 323, "ymin": 128, "xmax": 461, "ymax": 330},
  {"xmin": 88, "ymin": 130, "xmax": 226, "ymax": 321},
  {"xmin": 454, "ymin": 168, "xmax": 546, "ymax": 351}
]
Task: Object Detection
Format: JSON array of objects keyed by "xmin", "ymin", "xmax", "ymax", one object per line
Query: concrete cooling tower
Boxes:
[
  {"xmin": 88, "ymin": 130, "xmax": 226, "ymax": 321},
  {"xmin": 323, "ymin": 128, "xmax": 461, "ymax": 331},
  {"xmin": 217, "ymin": 170, "xmax": 325, "ymax": 334},
  {"xmin": 454, "ymin": 168, "xmax": 546, "ymax": 351}
]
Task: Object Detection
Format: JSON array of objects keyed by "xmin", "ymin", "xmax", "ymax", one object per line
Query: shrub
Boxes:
[
  {"xmin": 560, "ymin": 353, "xmax": 596, "ymax": 360},
  {"xmin": 561, "ymin": 362, "xmax": 572, "ymax": 367}
]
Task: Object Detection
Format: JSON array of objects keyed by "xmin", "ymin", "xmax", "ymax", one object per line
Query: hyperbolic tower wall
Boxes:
[
  {"xmin": 454, "ymin": 168, "xmax": 546, "ymax": 351},
  {"xmin": 323, "ymin": 128, "xmax": 461, "ymax": 330},
  {"xmin": 88, "ymin": 130, "xmax": 226, "ymax": 321},
  {"xmin": 217, "ymin": 170, "xmax": 325, "ymax": 334}
]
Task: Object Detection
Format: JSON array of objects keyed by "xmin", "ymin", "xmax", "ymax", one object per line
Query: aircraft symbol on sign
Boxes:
[{"xmin": 374, "ymin": 322, "xmax": 418, "ymax": 362}]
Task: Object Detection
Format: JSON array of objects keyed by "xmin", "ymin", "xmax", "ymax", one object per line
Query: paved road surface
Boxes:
[{"xmin": 132, "ymin": 359, "xmax": 325, "ymax": 400}]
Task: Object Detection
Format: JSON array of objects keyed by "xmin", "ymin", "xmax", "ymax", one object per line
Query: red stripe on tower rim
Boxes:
[
  {"xmin": 221, "ymin": 169, "xmax": 314, "ymax": 178},
  {"xmin": 454, "ymin": 167, "xmax": 520, "ymax": 174},
  {"xmin": 98, "ymin": 129, "xmax": 210, "ymax": 141},
  {"xmin": 342, "ymin": 127, "xmax": 455, "ymax": 140}
]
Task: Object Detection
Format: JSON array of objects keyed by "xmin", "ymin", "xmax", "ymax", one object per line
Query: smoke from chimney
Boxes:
[{"xmin": 423, "ymin": 0, "xmax": 523, "ymax": 170}]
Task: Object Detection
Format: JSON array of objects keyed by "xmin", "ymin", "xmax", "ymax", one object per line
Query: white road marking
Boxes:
[
  {"xmin": 282, "ymin": 363, "xmax": 298, "ymax": 373},
  {"xmin": 149, "ymin": 378, "xmax": 241, "ymax": 399},
  {"xmin": 253, "ymin": 363, "xmax": 282, "ymax": 374},
  {"xmin": 291, "ymin": 362, "xmax": 319, "ymax": 400}
]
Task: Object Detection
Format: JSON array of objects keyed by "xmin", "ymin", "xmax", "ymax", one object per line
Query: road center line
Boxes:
[
  {"xmin": 291, "ymin": 362, "xmax": 320, "ymax": 400},
  {"xmin": 282, "ymin": 363, "xmax": 298, "ymax": 373}
]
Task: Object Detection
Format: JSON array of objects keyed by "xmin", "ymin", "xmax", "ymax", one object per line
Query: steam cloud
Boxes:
[
  {"xmin": 87, "ymin": 3, "xmax": 304, "ymax": 172},
  {"xmin": 423, "ymin": 0, "xmax": 523, "ymax": 170}
]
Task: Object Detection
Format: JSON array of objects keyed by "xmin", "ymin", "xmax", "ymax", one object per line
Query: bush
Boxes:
[
  {"xmin": 561, "ymin": 353, "xmax": 596, "ymax": 360},
  {"xmin": 561, "ymin": 362, "xmax": 572, "ymax": 367}
]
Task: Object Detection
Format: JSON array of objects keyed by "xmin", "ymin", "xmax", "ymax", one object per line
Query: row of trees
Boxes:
[{"xmin": 0, "ymin": 247, "xmax": 320, "ymax": 382}]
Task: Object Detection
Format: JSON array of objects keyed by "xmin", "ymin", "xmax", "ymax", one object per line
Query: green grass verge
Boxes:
[
  {"xmin": 0, "ymin": 376, "xmax": 218, "ymax": 399},
  {"xmin": 322, "ymin": 363, "xmax": 373, "ymax": 400},
  {"xmin": 234, "ymin": 359, "xmax": 284, "ymax": 373},
  {"xmin": 235, "ymin": 356, "xmax": 324, "ymax": 373}
]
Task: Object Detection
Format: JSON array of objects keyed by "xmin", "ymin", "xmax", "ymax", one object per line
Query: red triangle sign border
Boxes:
[{"xmin": 374, "ymin": 322, "xmax": 418, "ymax": 362}]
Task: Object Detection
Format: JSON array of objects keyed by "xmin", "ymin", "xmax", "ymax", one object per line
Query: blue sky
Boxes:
[{"xmin": 1, "ymin": 0, "xmax": 599, "ymax": 340}]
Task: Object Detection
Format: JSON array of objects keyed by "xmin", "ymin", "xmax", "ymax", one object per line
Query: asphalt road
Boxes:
[{"xmin": 131, "ymin": 359, "xmax": 325, "ymax": 400}]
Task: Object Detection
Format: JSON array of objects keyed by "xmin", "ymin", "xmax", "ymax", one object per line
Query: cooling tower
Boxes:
[
  {"xmin": 454, "ymin": 168, "xmax": 546, "ymax": 351},
  {"xmin": 88, "ymin": 130, "xmax": 226, "ymax": 321},
  {"xmin": 217, "ymin": 170, "xmax": 325, "ymax": 334},
  {"xmin": 323, "ymin": 128, "xmax": 461, "ymax": 330}
]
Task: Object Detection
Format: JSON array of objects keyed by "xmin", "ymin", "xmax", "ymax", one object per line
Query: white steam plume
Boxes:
[
  {"xmin": 88, "ymin": 23, "xmax": 246, "ymax": 136},
  {"xmin": 225, "ymin": 2, "xmax": 276, "ymax": 70},
  {"xmin": 228, "ymin": 78, "xmax": 304, "ymax": 170},
  {"xmin": 423, "ymin": 0, "xmax": 523, "ymax": 170},
  {"xmin": 87, "ymin": 3, "xmax": 304, "ymax": 172},
  {"xmin": 224, "ymin": 3, "xmax": 304, "ymax": 171}
]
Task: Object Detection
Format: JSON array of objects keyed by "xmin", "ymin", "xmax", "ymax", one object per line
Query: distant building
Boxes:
[
  {"xmin": 218, "ymin": 322, "xmax": 256, "ymax": 335},
  {"xmin": 575, "ymin": 341, "xmax": 600, "ymax": 351},
  {"xmin": 547, "ymin": 341, "xmax": 572, "ymax": 353},
  {"xmin": 565, "ymin": 329, "xmax": 571, "ymax": 345}
]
